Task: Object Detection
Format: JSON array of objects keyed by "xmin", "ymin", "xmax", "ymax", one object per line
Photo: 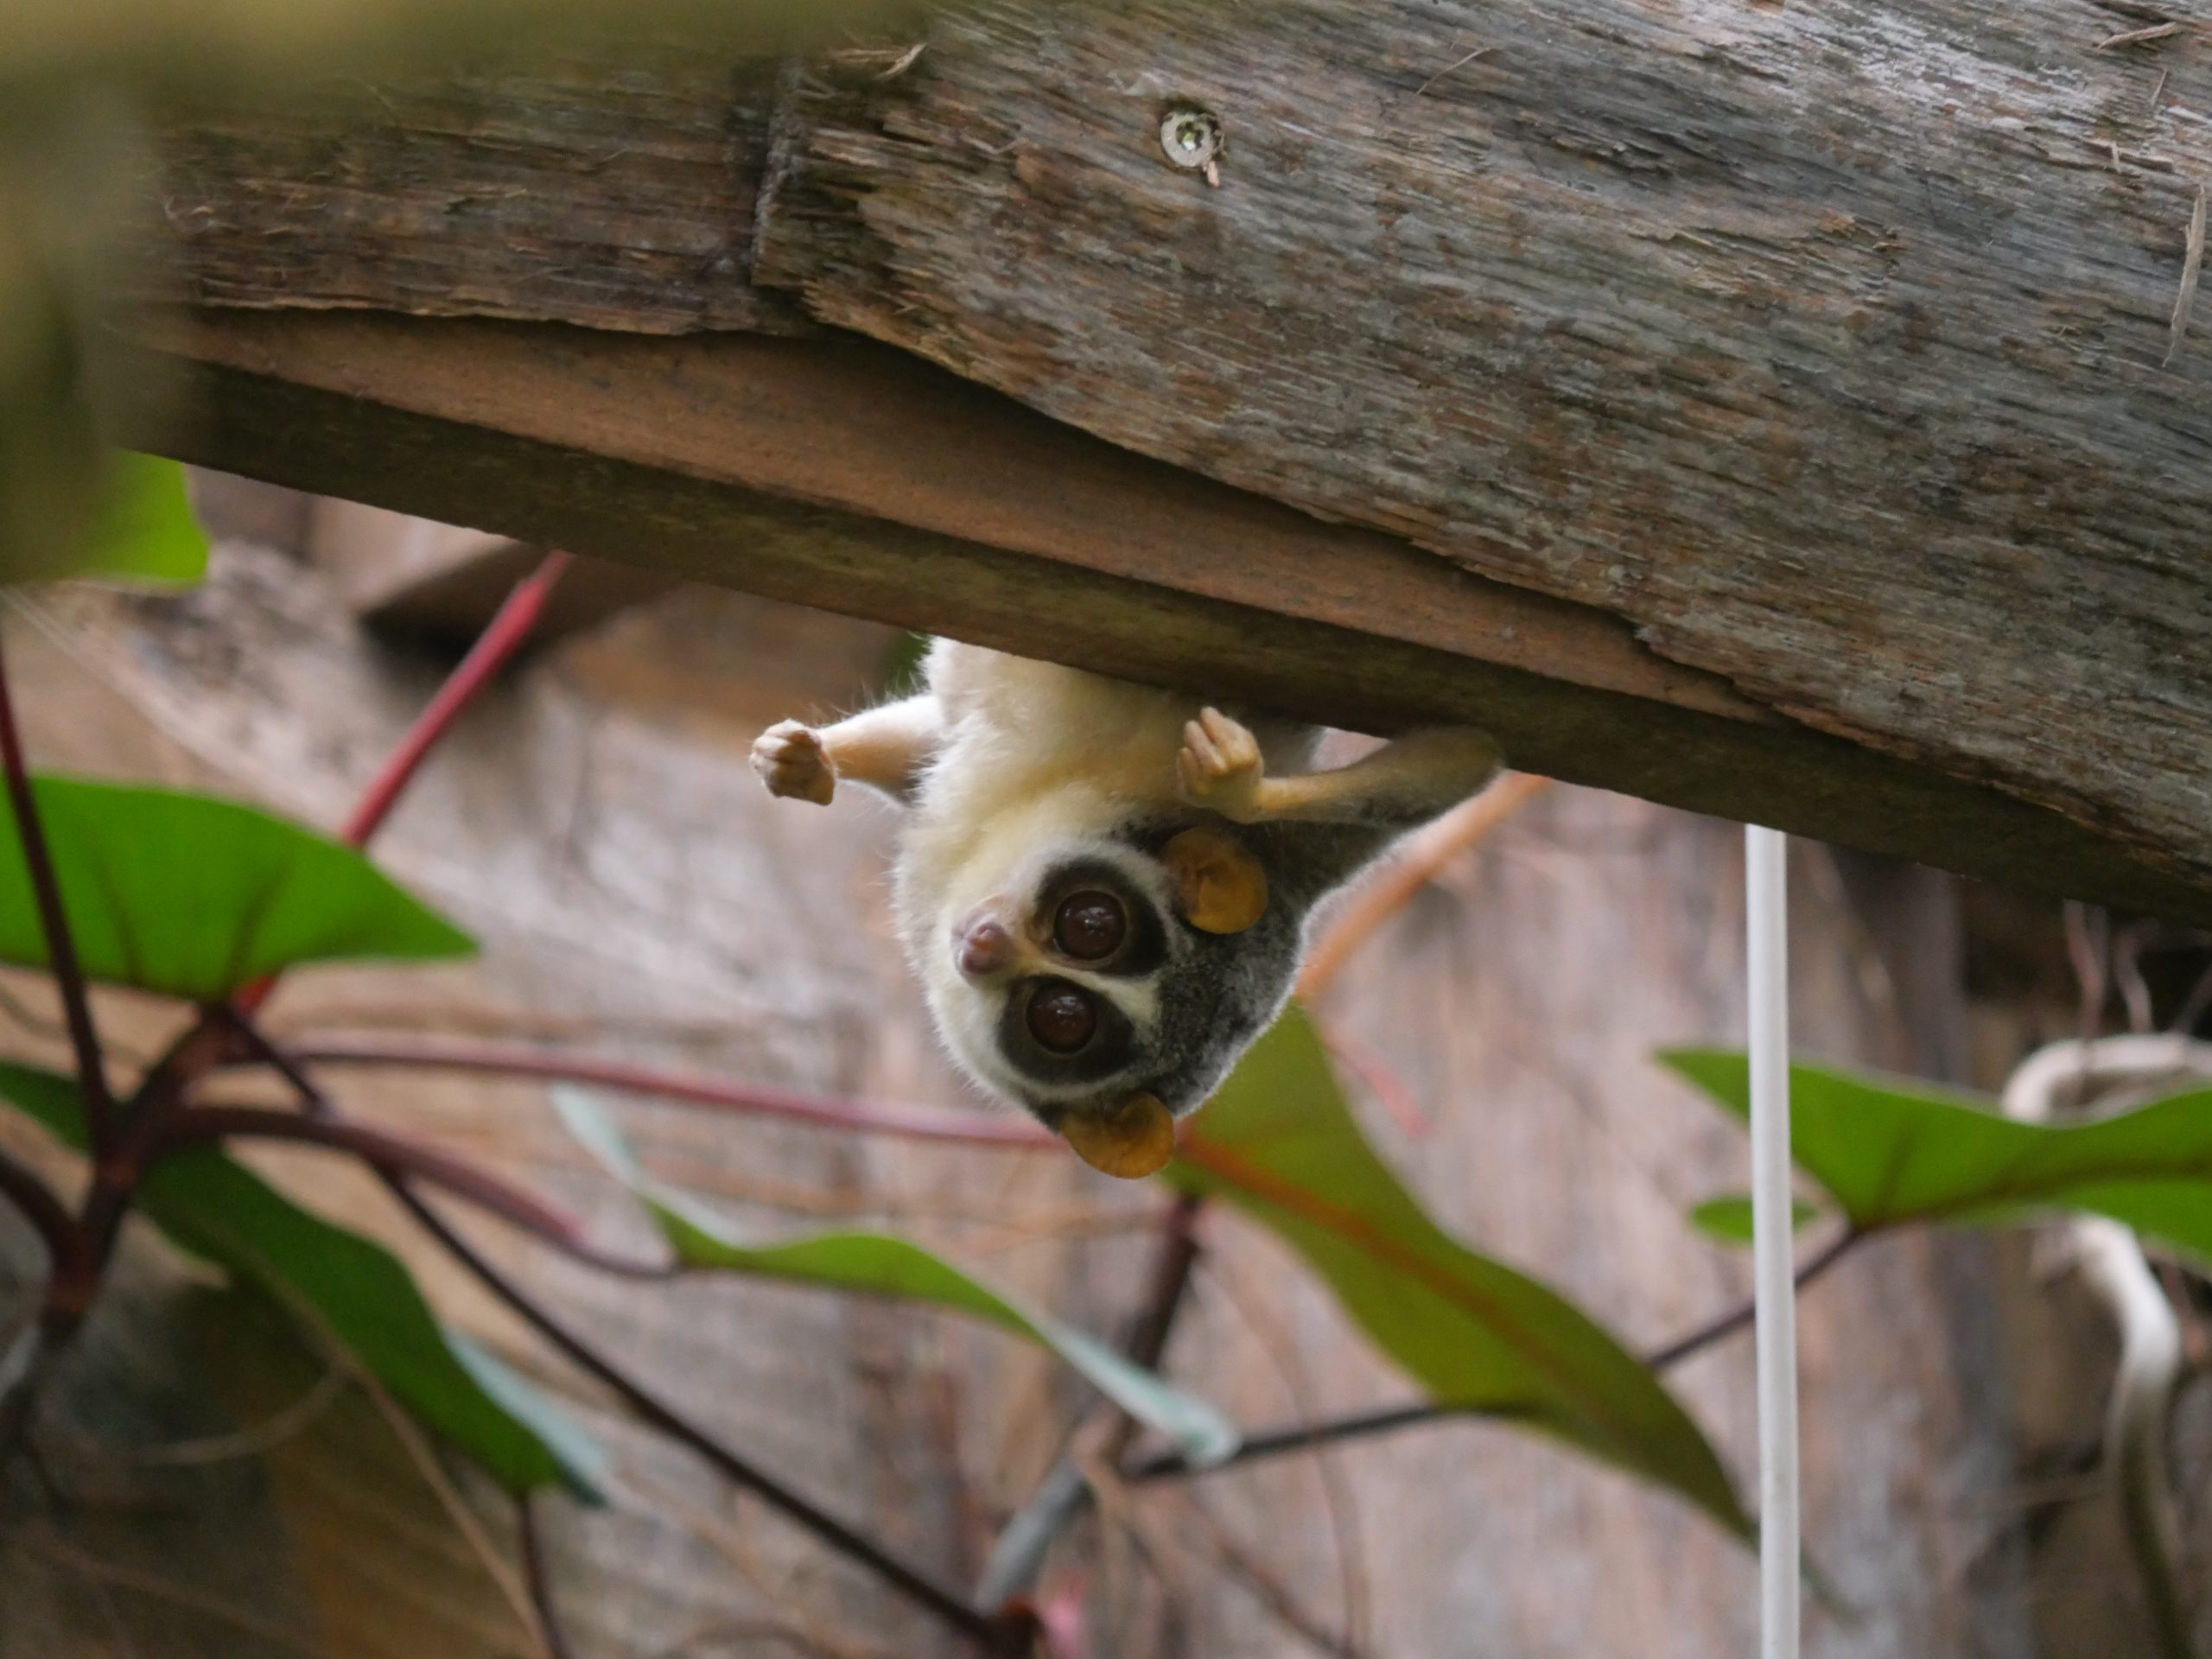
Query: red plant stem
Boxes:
[
  {"xmin": 212, "ymin": 1012, "xmax": 674, "ymax": 1278},
  {"xmin": 341, "ymin": 551, "xmax": 573, "ymax": 849},
  {"xmin": 1319, "ymin": 1025, "xmax": 1432, "ymax": 1141},
  {"xmin": 0, "ymin": 631, "xmax": 114, "ymax": 1151},
  {"xmin": 231, "ymin": 551, "xmax": 573, "ymax": 1020},
  {"xmin": 153, "ymin": 1102, "xmax": 671, "ymax": 1280},
  {"xmin": 277, "ymin": 1032, "xmax": 1060, "ymax": 1150},
  {"xmin": 1128, "ymin": 1230, "xmax": 1865, "ymax": 1484}
]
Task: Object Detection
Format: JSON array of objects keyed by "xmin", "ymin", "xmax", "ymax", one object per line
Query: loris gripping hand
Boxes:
[
  {"xmin": 751, "ymin": 644, "xmax": 1498, "ymax": 1178},
  {"xmin": 751, "ymin": 721, "xmax": 836, "ymax": 805}
]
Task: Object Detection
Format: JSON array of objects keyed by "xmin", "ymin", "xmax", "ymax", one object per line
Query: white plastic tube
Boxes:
[{"xmin": 1745, "ymin": 825, "xmax": 1798, "ymax": 1659}]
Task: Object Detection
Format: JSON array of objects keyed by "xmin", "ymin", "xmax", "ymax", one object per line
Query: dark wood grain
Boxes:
[
  {"xmin": 125, "ymin": 6, "xmax": 2212, "ymax": 914},
  {"xmin": 150, "ymin": 47, "xmax": 804, "ymax": 334},
  {"xmin": 748, "ymin": 0, "xmax": 2212, "ymax": 891},
  {"xmin": 117, "ymin": 307, "xmax": 2212, "ymax": 924}
]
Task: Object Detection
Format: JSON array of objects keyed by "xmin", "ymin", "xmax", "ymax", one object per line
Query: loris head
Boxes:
[{"xmin": 908, "ymin": 817, "xmax": 1303, "ymax": 1179}]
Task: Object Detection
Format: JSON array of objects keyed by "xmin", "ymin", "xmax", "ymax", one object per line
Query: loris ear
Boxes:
[
  {"xmin": 1061, "ymin": 1092, "xmax": 1177, "ymax": 1179},
  {"xmin": 1160, "ymin": 825, "xmax": 1268, "ymax": 934}
]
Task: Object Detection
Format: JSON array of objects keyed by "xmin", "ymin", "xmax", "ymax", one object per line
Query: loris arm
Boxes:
[
  {"xmin": 751, "ymin": 694, "xmax": 944, "ymax": 806},
  {"xmin": 1177, "ymin": 708, "xmax": 1500, "ymax": 829}
]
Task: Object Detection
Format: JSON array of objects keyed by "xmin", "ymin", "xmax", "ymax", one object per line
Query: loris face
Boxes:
[
  {"xmin": 912, "ymin": 823, "xmax": 1304, "ymax": 1174},
  {"xmin": 751, "ymin": 639, "xmax": 1500, "ymax": 1178}
]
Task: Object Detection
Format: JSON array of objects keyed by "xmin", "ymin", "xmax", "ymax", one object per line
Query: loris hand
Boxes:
[
  {"xmin": 751, "ymin": 720, "xmax": 836, "ymax": 805},
  {"xmin": 1176, "ymin": 708, "xmax": 1272, "ymax": 823}
]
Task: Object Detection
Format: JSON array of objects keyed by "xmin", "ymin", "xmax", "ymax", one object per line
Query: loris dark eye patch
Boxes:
[
  {"xmin": 1035, "ymin": 858, "xmax": 1165, "ymax": 976},
  {"xmin": 1026, "ymin": 980, "xmax": 1098, "ymax": 1052},
  {"xmin": 1052, "ymin": 891, "xmax": 1126, "ymax": 961},
  {"xmin": 1000, "ymin": 976, "xmax": 1137, "ymax": 1085}
]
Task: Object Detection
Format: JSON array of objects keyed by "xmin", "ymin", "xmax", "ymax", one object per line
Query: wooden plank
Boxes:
[
  {"xmin": 118, "ymin": 305, "xmax": 2212, "ymax": 925},
  {"xmin": 129, "ymin": 10, "xmax": 2212, "ymax": 906},
  {"xmin": 747, "ymin": 0, "xmax": 2212, "ymax": 899},
  {"xmin": 149, "ymin": 46, "xmax": 804, "ymax": 335}
]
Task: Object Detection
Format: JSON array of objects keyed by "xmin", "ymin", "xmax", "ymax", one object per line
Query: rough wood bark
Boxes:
[
  {"xmin": 750, "ymin": 0, "xmax": 2212, "ymax": 894},
  {"xmin": 130, "ymin": 4, "xmax": 2212, "ymax": 919},
  {"xmin": 150, "ymin": 47, "xmax": 803, "ymax": 335},
  {"xmin": 118, "ymin": 309, "xmax": 2212, "ymax": 925}
]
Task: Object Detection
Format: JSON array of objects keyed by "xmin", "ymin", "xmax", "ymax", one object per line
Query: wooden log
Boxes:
[
  {"xmin": 121, "ymin": 307, "xmax": 2212, "ymax": 925},
  {"xmin": 124, "ymin": 4, "xmax": 2212, "ymax": 918},
  {"xmin": 750, "ymin": 0, "xmax": 2212, "ymax": 894}
]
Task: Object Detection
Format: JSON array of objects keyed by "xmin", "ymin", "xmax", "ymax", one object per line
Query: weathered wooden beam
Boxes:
[
  {"xmin": 305, "ymin": 498, "xmax": 675, "ymax": 645},
  {"xmin": 747, "ymin": 0, "xmax": 2212, "ymax": 899},
  {"xmin": 120, "ymin": 306, "xmax": 2212, "ymax": 924}
]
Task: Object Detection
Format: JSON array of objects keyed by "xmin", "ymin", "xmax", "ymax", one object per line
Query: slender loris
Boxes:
[{"xmin": 752, "ymin": 642, "xmax": 1499, "ymax": 1177}]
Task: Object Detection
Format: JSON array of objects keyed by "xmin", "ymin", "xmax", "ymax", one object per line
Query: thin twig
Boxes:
[
  {"xmin": 259, "ymin": 1047, "xmax": 1004, "ymax": 1649},
  {"xmin": 977, "ymin": 1197, "xmax": 1205, "ymax": 1608},
  {"xmin": 1199, "ymin": 1252, "xmax": 1369, "ymax": 1652},
  {"xmin": 208, "ymin": 1014, "xmax": 676, "ymax": 1278},
  {"xmin": 0, "ymin": 630, "xmax": 113, "ymax": 1151},
  {"xmin": 2170, "ymin": 957, "xmax": 2212, "ymax": 1036},
  {"xmin": 1128, "ymin": 1229, "xmax": 1862, "ymax": 1482},
  {"xmin": 1644, "ymin": 1227, "xmax": 1860, "ymax": 1370},
  {"xmin": 59, "ymin": 1366, "xmax": 347, "ymax": 1469},
  {"xmin": 2098, "ymin": 22, "xmax": 2185, "ymax": 48},
  {"xmin": 398, "ymin": 1177, "xmax": 1008, "ymax": 1648},
  {"xmin": 0, "ymin": 1144, "xmax": 76, "ymax": 1270},
  {"xmin": 519, "ymin": 1493, "xmax": 581, "ymax": 1659},
  {"xmin": 151, "ymin": 1102, "xmax": 670, "ymax": 1277},
  {"xmin": 2166, "ymin": 181, "xmax": 2206, "ymax": 368},
  {"xmin": 4, "ymin": 1523, "xmax": 336, "ymax": 1658},
  {"xmin": 1175, "ymin": 1488, "xmax": 1362, "ymax": 1659},
  {"xmin": 1414, "ymin": 42, "xmax": 1494, "ymax": 97},
  {"xmin": 1319, "ymin": 1025, "xmax": 1431, "ymax": 1140},
  {"xmin": 276, "ymin": 1032, "xmax": 1057, "ymax": 1150},
  {"xmin": 1297, "ymin": 773, "xmax": 1550, "ymax": 1001}
]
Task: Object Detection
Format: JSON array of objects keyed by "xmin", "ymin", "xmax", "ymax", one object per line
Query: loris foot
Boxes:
[
  {"xmin": 1176, "ymin": 707, "xmax": 1271, "ymax": 823},
  {"xmin": 752, "ymin": 720, "xmax": 836, "ymax": 805}
]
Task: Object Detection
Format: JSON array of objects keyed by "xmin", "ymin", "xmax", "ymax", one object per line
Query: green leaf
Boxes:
[
  {"xmin": 1662, "ymin": 1049, "xmax": 2212, "ymax": 1265},
  {"xmin": 554, "ymin": 1090, "xmax": 1236, "ymax": 1466},
  {"xmin": 0, "ymin": 775, "xmax": 473, "ymax": 997},
  {"xmin": 1688, "ymin": 1195, "xmax": 1821, "ymax": 1244},
  {"xmin": 1170, "ymin": 1008, "xmax": 1749, "ymax": 1537},
  {"xmin": 0, "ymin": 1062, "xmax": 600, "ymax": 1496},
  {"xmin": 0, "ymin": 451, "xmax": 208, "ymax": 588},
  {"xmin": 73, "ymin": 454, "xmax": 208, "ymax": 586}
]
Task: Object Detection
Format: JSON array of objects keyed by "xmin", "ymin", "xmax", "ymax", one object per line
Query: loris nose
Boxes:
[{"xmin": 953, "ymin": 907, "xmax": 1017, "ymax": 979}]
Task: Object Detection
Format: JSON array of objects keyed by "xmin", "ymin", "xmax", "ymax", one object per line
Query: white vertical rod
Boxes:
[{"xmin": 1745, "ymin": 824, "xmax": 1799, "ymax": 1659}]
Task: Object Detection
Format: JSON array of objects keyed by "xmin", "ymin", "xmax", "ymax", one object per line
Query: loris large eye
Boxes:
[
  {"xmin": 1026, "ymin": 980, "xmax": 1099, "ymax": 1053},
  {"xmin": 1052, "ymin": 891, "xmax": 1126, "ymax": 961}
]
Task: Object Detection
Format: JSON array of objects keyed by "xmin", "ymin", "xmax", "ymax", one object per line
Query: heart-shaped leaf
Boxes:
[
  {"xmin": 0, "ymin": 776, "xmax": 472, "ymax": 998},
  {"xmin": 1664, "ymin": 1050, "xmax": 2212, "ymax": 1264},
  {"xmin": 555, "ymin": 1090, "xmax": 1236, "ymax": 1466},
  {"xmin": 0, "ymin": 1063, "xmax": 600, "ymax": 1496},
  {"xmin": 1171, "ymin": 1008, "xmax": 1748, "ymax": 1537}
]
